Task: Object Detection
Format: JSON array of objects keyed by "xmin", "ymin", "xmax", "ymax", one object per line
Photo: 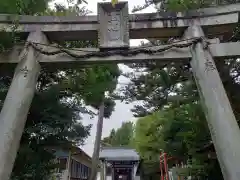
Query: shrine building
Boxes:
[{"xmin": 99, "ymin": 147, "xmax": 141, "ymax": 180}]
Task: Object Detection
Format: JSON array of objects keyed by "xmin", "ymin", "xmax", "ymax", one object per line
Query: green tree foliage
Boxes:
[
  {"xmin": 0, "ymin": 0, "xmax": 51, "ymax": 52},
  {"xmin": 133, "ymin": 102, "xmax": 223, "ymax": 180},
  {"xmin": 102, "ymin": 129, "xmax": 116, "ymax": 146},
  {"xmin": 135, "ymin": 113, "xmax": 165, "ymax": 159},
  {"xmin": 0, "ymin": 0, "xmax": 120, "ymax": 179},
  {"xmin": 134, "ymin": 112, "xmax": 165, "ymax": 179},
  {"xmin": 132, "ymin": 0, "xmax": 238, "ymax": 12},
  {"xmin": 102, "ymin": 122, "xmax": 134, "ymax": 146},
  {"xmin": 0, "ymin": 0, "xmax": 51, "ymax": 14},
  {"xmin": 111, "ymin": 0, "xmax": 119, "ymax": 7}
]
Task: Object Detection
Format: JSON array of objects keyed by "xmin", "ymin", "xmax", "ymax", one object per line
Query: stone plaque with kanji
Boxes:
[{"xmin": 98, "ymin": 1, "xmax": 129, "ymax": 49}]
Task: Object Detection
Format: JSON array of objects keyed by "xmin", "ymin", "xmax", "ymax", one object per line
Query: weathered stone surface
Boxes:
[
  {"xmin": 98, "ymin": 1, "xmax": 129, "ymax": 49},
  {"xmin": 0, "ymin": 31, "xmax": 48, "ymax": 180},
  {"xmin": 0, "ymin": 3, "xmax": 239, "ymax": 41},
  {"xmin": 185, "ymin": 22, "xmax": 240, "ymax": 180},
  {"xmin": 0, "ymin": 42, "xmax": 240, "ymax": 66}
]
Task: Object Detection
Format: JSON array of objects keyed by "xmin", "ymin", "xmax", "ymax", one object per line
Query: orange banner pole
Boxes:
[
  {"xmin": 163, "ymin": 153, "xmax": 169, "ymax": 180},
  {"xmin": 160, "ymin": 153, "xmax": 164, "ymax": 180}
]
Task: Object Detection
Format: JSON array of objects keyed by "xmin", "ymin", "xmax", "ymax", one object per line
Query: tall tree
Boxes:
[
  {"xmin": 102, "ymin": 122, "xmax": 134, "ymax": 147},
  {"xmin": 134, "ymin": 112, "xmax": 165, "ymax": 180}
]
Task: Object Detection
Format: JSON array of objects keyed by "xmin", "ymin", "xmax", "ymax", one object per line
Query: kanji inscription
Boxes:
[
  {"xmin": 107, "ymin": 11, "xmax": 121, "ymax": 41},
  {"xmin": 98, "ymin": 1, "xmax": 129, "ymax": 49}
]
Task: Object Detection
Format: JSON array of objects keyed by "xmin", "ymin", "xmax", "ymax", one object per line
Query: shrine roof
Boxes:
[{"xmin": 99, "ymin": 147, "xmax": 140, "ymax": 161}]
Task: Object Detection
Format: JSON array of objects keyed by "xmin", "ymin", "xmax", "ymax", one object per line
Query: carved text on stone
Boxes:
[{"xmin": 107, "ymin": 11, "xmax": 121, "ymax": 41}]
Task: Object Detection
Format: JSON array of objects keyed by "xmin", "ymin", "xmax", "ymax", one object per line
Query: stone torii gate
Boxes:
[{"xmin": 0, "ymin": 2, "xmax": 240, "ymax": 180}]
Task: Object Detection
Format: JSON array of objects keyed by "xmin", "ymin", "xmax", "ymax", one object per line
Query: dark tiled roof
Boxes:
[
  {"xmin": 46, "ymin": 145, "xmax": 92, "ymax": 161},
  {"xmin": 99, "ymin": 147, "xmax": 140, "ymax": 161}
]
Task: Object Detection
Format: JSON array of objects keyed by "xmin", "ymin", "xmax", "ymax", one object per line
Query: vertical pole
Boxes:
[
  {"xmin": 67, "ymin": 151, "xmax": 72, "ymax": 180},
  {"xmin": 0, "ymin": 31, "xmax": 48, "ymax": 180},
  {"xmin": 163, "ymin": 153, "xmax": 169, "ymax": 180},
  {"xmin": 184, "ymin": 21, "xmax": 240, "ymax": 180},
  {"xmin": 101, "ymin": 161, "xmax": 106, "ymax": 180},
  {"xmin": 160, "ymin": 153, "xmax": 164, "ymax": 180},
  {"xmin": 176, "ymin": 162, "xmax": 180, "ymax": 180},
  {"xmin": 90, "ymin": 101, "xmax": 105, "ymax": 180},
  {"xmin": 181, "ymin": 163, "xmax": 184, "ymax": 180}
]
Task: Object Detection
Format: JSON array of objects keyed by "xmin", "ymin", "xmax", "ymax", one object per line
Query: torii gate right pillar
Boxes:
[{"xmin": 185, "ymin": 21, "xmax": 240, "ymax": 180}]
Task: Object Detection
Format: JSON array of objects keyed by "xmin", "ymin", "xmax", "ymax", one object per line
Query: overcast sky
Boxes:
[{"xmin": 53, "ymin": 0, "xmax": 156, "ymax": 156}]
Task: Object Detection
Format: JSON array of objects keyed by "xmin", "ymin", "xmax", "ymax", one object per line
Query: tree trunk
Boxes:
[{"xmin": 90, "ymin": 101, "xmax": 105, "ymax": 180}]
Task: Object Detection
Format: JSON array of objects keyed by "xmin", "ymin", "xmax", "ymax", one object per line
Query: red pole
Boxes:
[
  {"xmin": 163, "ymin": 153, "xmax": 169, "ymax": 180},
  {"xmin": 160, "ymin": 153, "xmax": 164, "ymax": 180}
]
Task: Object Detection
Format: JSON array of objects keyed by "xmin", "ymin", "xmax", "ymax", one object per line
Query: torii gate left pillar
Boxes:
[{"xmin": 0, "ymin": 31, "xmax": 48, "ymax": 180}]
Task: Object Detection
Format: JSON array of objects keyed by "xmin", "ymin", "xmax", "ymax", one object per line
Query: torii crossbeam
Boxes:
[
  {"xmin": 0, "ymin": 2, "xmax": 240, "ymax": 180},
  {"xmin": 0, "ymin": 3, "xmax": 239, "ymax": 41},
  {"xmin": 1, "ymin": 41, "xmax": 240, "ymax": 66}
]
